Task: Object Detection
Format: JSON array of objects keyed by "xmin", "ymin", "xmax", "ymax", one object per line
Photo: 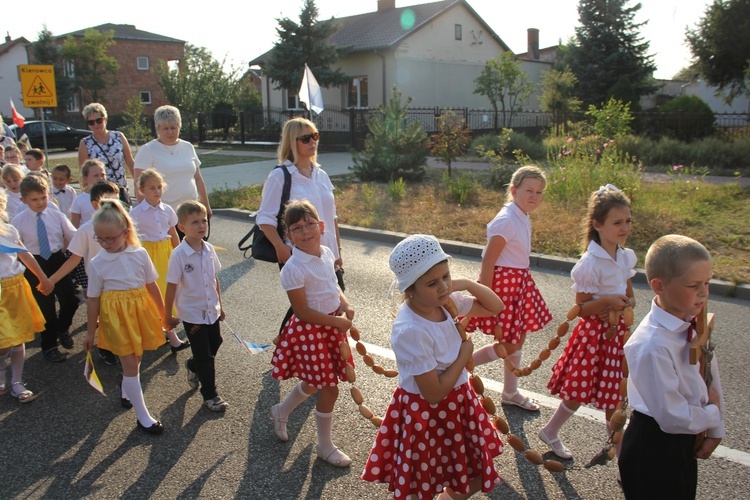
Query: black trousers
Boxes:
[
  {"xmin": 619, "ymin": 410, "xmax": 698, "ymax": 500},
  {"xmin": 24, "ymin": 251, "xmax": 80, "ymax": 351},
  {"xmin": 184, "ymin": 319, "xmax": 222, "ymax": 401}
]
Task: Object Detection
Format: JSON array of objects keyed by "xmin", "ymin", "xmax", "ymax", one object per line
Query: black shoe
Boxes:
[
  {"xmin": 43, "ymin": 347, "xmax": 67, "ymax": 363},
  {"xmin": 59, "ymin": 332, "xmax": 74, "ymax": 350},
  {"xmin": 98, "ymin": 348, "xmax": 119, "ymax": 365},
  {"xmin": 137, "ymin": 419, "xmax": 164, "ymax": 435},
  {"xmin": 121, "ymin": 397, "xmax": 133, "ymax": 409},
  {"xmin": 171, "ymin": 340, "xmax": 191, "ymax": 354}
]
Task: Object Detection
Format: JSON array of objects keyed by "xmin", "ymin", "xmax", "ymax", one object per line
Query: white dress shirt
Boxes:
[
  {"xmin": 11, "ymin": 206, "xmax": 76, "ymax": 255},
  {"xmin": 166, "ymin": 239, "xmax": 222, "ymax": 325},
  {"xmin": 130, "ymin": 200, "xmax": 177, "ymax": 242},
  {"xmin": 484, "ymin": 202, "xmax": 531, "ymax": 268},
  {"xmin": 53, "ymin": 185, "xmax": 76, "ymax": 218},
  {"xmin": 625, "ymin": 299, "xmax": 725, "ymax": 438}
]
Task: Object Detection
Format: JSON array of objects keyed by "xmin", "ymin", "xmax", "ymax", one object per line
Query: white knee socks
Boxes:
[
  {"xmin": 472, "ymin": 344, "xmax": 500, "ymax": 366},
  {"xmin": 10, "ymin": 344, "xmax": 25, "ymax": 386},
  {"xmin": 542, "ymin": 402, "xmax": 576, "ymax": 438},
  {"xmin": 278, "ymin": 382, "xmax": 311, "ymax": 419},
  {"xmin": 503, "ymin": 350, "xmax": 523, "ymax": 395},
  {"xmin": 122, "ymin": 375, "xmax": 157, "ymax": 426},
  {"xmin": 315, "ymin": 409, "xmax": 335, "ymax": 453}
]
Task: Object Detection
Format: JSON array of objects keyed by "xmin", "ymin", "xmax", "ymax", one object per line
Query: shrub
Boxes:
[
  {"xmin": 429, "ymin": 110, "xmax": 471, "ymax": 177},
  {"xmin": 442, "ymin": 172, "xmax": 478, "ymax": 205},
  {"xmin": 659, "ymin": 95, "xmax": 715, "ymax": 141},
  {"xmin": 351, "ymin": 86, "xmax": 428, "ymax": 182},
  {"xmin": 388, "ymin": 177, "xmax": 407, "ymax": 201},
  {"xmin": 470, "ymin": 133, "xmax": 502, "ymax": 156},
  {"xmin": 470, "ymin": 129, "xmax": 545, "ymax": 160},
  {"xmin": 585, "ymin": 98, "xmax": 634, "ymax": 138}
]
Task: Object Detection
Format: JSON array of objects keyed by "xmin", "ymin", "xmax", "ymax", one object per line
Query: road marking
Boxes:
[{"xmin": 358, "ymin": 339, "xmax": 750, "ymax": 468}]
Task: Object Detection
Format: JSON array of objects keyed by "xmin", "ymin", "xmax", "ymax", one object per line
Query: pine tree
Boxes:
[
  {"xmin": 352, "ymin": 86, "xmax": 428, "ymax": 182},
  {"xmin": 566, "ymin": 0, "xmax": 656, "ymax": 108},
  {"xmin": 265, "ymin": 0, "xmax": 350, "ymax": 94}
]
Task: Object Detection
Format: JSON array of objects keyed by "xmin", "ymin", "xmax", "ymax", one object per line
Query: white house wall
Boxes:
[{"xmin": 0, "ymin": 44, "xmax": 32, "ymax": 119}]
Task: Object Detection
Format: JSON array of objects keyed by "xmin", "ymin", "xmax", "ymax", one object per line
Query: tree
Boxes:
[
  {"xmin": 264, "ymin": 0, "xmax": 350, "ymax": 98},
  {"xmin": 686, "ymin": 0, "xmax": 750, "ymax": 102},
  {"xmin": 154, "ymin": 44, "xmax": 239, "ymax": 115},
  {"xmin": 539, "ymin": 68, "xmax": 582, "ymax": 135},
  {"xmin": 473, "ymin": 52, "xmax": 533, "ymax": 131},
  {"xmin": 61, "ymin": 29, "xmax": 119, "ymax": 103},
  {"xmin": 429, "ymin": 110, "xmax": 471, "ymax": 178},
  {"xmin": 234, "ymin": 76, "xmax": 263, "ymax": 115},
  {"xmin": 566, "ymin": 0, "xmax": 657, "ymax": 108},
  {"xmin": 351, "ymin": 86, "xmax": 428, "ymax": 182},
  {"xmin": 31, "ymin": 26, "xmax": 75, "ymax": 116},
  {"xmin": 120, "ymin": 95, "xmax": 151, "ymax": 149}
]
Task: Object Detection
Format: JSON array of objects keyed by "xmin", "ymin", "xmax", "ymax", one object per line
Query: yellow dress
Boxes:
[
  {"xmin": 0, "ymin": 274, "xmax": 46, "ymax": 349},
  {"xmin": 98, "ymin": 287, "xmax": 166, "ymax": 356},
  {"xmin": 141, "ymin": 239, "xmax": 173, "ymax": 299}
]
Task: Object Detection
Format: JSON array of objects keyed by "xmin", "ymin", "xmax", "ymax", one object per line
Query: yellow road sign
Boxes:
[{"xmin": 19, "ymin": 65, "xmax": 57, "ymax": 108}]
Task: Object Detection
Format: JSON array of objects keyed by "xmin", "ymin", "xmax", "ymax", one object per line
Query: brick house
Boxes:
[{"xmin": 30, "ymin": 24, "xmax": 185, "ymax": 122}]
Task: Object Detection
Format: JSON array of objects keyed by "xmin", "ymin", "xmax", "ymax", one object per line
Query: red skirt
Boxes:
[
  {"xmin": 465, "ymin": 267, "xmax": 552, "ymax": 344},
  {"xmin": 547, "ymin": 315, "xmax": 627, "ymax": 409},
  {"xmin": 361, "ymin": 384, "xmax": 503, "ymax": 499},
  {"xmin": 271, "ymin": 313, "xmax": 354, "ymax": 390}
]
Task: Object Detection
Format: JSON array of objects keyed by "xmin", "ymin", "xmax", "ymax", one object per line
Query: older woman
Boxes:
[
  {"xmin": 134, "ymin": 106, "xmax": 211, "ymax": 218},
  {"xmin": 78, "ymin": 103, "xmax": 135, "ymax": 206}
]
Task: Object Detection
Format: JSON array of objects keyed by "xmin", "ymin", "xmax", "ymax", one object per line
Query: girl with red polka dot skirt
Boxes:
[
  {"xmin": 269, "ymin": 200, "xmax": 355, "ymax": 468},
  {"xmin": 541, "ymin": 185, "xmax": 636, "ymax": 460},
  {"xmin": 362, "ymin": 234, "xmax": 505, "ymax": 499},
  {"xmin": 465, "ymin": 166, "xmax": 552, "ymax": 411}
]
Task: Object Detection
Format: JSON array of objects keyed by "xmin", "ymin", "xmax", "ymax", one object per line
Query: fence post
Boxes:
[
  {"xmin": 350, "ymin": 108, "xmax": 356, "ymax": 150},
  {"xmin": 240, "ymin": 111, "xmax": 245, "ymax": 145}
]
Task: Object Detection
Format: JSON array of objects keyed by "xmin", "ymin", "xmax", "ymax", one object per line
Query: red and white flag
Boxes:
[{"xmin": 9, "ymin": 98, "xmax": 24, "ymax": 128}]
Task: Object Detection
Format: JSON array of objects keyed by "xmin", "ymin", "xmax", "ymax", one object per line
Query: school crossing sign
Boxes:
[{"xmin": 19, "ymin": 65, "xmax": 57, "ymax": 108}]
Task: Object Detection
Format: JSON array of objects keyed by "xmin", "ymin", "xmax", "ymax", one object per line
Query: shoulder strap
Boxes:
[{"xmin": 275, "ymin": 164, "xmax": 292, "ymax": 230}]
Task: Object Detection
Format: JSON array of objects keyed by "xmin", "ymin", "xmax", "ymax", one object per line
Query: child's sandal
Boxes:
[
  {"xmin": 501, "ymin": 391, "xmax": 540, "ymax": 412},
  {"xmin": 10, "ymin": 382, "xmax": 37, "ymax": 404},
  {"xmin": 316, "ymin": 446, "xmax": 352, "ymax": 467}
]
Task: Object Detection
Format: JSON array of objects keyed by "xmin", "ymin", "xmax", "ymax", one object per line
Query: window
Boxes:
[
  {"xmin": 285, "ymin": 90, "xmax": 301, "ymax": 110},
  {"xmin": 63, "ymin": 60, "xmax": 75, "ymax": 78},
  {"xmin": 140, "ymin": 91, "xmax": 152, "ymax": 104},
  {"xmin": 455, "ymin": 24, "xmax": 462, "ymax": 40},
  {"xmin": 137, "ymin": 57, "xmax": 149, "ymax": 70},
  {"xmin": 65, "ymin": 95, "xmax": 80, "ymax": 113},
  {"xmin": 347, "ymin": 77, "xmax": 369, "ymax": 109}
]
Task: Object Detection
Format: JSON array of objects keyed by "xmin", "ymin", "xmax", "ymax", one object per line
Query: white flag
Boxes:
[{"xmin": 298, "ymin": 63, "xmax": 324, "ymax": 115}]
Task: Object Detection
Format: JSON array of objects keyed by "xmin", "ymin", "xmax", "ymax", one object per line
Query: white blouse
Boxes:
[
  {"xmin": 570, "ymin": 240, "xmax": 637, "ymax": 298},
  {"xmin": 134, "ymin": 139, "xmax": 201, "ymax": 211},
  {"xmin": 0, "ymin": 225, "xmax": 27, "ymax": 278},
  {"xmin": 130, "ymin": 201, "xmax": 178, "ymax": 242},
  {"xmin": 484, "ymin": 202, "xmax": 531, "ymax": 269},
  {"xmin": 280, "ymin": 245, "xmax": 340, "ymax": 315},
  {"xmin": 87, "ymin": 246, "xmax": 158, "ymax": 296}
]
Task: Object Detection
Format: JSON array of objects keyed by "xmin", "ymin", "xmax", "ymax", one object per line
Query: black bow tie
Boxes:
[{"xmin": 54, "ymin": 189, "xmax": 65, "ymax": 195}]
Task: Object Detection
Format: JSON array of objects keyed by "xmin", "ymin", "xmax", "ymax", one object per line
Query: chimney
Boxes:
[
  {"xmin": 527, "ymin": 28, "xmax": 540, "ymax": 60},
  {"xmin": 5, "ymin": 32, "xmax": 11, "ymax": 43},
  {"xmin": 378, "ymin": 0, "xmax": 396, "ymax": 11}
]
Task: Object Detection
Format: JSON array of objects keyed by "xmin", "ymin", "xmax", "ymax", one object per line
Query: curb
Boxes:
[{"xmin": 213, "ymin": 208, "xmax": 750, "ymax": 302}]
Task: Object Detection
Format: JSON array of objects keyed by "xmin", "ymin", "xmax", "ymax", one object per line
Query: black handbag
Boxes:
[{"xmin": 238, "ymin": 165, "xmax": 291, "ymax": 261}]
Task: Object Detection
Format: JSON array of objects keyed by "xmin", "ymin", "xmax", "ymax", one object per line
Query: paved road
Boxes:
[{"xmin": 2, "ymin": 215, "xmax": 748, "ymax": 499}]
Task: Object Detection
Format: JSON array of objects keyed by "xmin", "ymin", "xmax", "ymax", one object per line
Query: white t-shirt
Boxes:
[
  {"xmin": 625, "ymin": 299, "xmax": 725, "ymax": 438},
  {"xmin": 391, "ymin": 291, "xmax": 473, "ymax": 395},
  {"xmin": 280, "ymin": 245, "xmax": 340, "ymax": 315},
  {"xmin": 87, "ymin": 245, "xmax": 158, "ymax": 296},
  {"xmin": 130, "ymin": 201, "xmax": 178, "ymax": 242},
  {"xmin": 0, "ymin": 225, "xmax": 27, "ymax": 278},
  {"xmin": 257, "ymin": 161, "xmax": 340, "ymax": 261},
  {"xmin": 166, "ymin": 239, "xmax": 222, "ymax": 325},
  {"xmin": 484, "ymin": 202, "xmax": 531, "ymax": 269},
  {"xmin": 70, "ymin": 192, "xmax": 96, "ymax": 225},
  {"xmin": 570, "ymin": 241, "xmax": 637, "ymax": 298},
  {"xmin": 66, "ymin": 220, "xmax": 102, "ymax": 275},
  {"xmin": 134, "ymin": 139, "xmax": 200, "ymax": 211}
]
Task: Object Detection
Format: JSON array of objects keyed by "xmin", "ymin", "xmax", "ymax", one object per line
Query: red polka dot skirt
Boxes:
[
  {"xmin": 465, "ymin": 267, "xmax": 552, "ymax": 344},
  {"xmin": 547, "ymin": 315, "xmax": 627, "ymax": 410},
  {"xmin": 361, "ymin": 384, "xmax": 503, "ymax": 499},
  {"xmin": 271, "ymin": 313, "xmax": 354, "ymax": 390}
]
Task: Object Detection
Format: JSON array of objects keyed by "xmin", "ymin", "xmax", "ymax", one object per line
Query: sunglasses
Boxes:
[
  {"xmin": 296, "ymin": 132, "xmax": 319, "ymax": 144},
  {"xmin": 87, "ymin": 117, "xmax": 105, "ymax": 126}
]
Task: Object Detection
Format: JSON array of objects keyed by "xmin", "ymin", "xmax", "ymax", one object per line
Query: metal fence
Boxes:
[{"xmin": 186, "ymin": 107, "xmax": 750, "ymax": 149}]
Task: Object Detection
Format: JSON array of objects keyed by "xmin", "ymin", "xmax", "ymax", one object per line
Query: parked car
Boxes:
[{"xmin": 9, "ymin": 120, "xmax": 91, "ymax": 151}]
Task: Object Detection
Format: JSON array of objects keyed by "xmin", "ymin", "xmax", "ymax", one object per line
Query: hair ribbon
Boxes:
[{"xmin": 596, "ymin": 184, "xmax": 622, "ymax": 195}]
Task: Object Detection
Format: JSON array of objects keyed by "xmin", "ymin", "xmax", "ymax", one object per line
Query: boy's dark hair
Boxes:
[
  {"xmin": 20, "ymin": 174, "xmax": 48, "ymax": 197},
  {"xmin": 25, "ymin": 148, "xmax": 45, "ymax": 161},
  {"xmin": 89, "ymin": 180, "xmax": 119, "ymax": 203},
  {"xmin": 52, "ymin": 164, "xmax": 72, "ymax": 178},
  {"xmin": 645, "ymin": 234, "xmax": 711, "ymax": 284},
  {"xmin": 176, "ymin": 200, "xmax": 207, "ymax": 223},
  {"xmin": 283, "ymin": 200, "xmax": 320, "ymax": 234}
]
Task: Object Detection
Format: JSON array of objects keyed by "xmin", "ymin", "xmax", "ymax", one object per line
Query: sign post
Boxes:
[{"xmin": 19, "ymin": 64, "xmax": 58, "ymax": 162}]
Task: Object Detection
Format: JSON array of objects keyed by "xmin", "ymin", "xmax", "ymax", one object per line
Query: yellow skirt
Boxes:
[
  {"xmin": 142, "ymin": 239, "xmax": 173, "ymax": 299},
  {"xmin": 98, "ymin": 287, "xmax": 166, "ymax": 357},
  {"xmin": 0, "ymin": 274, "xmax": 45, "ymax": 349}
]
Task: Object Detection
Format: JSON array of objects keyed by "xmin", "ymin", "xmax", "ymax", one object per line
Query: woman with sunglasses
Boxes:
[
  {"xmin": 257, "ymin": 118, "xmax": 345, "ymax": 330},
  {"xmin": 78, "ymin": 103, "xmax": 135, "ymax": 207}
]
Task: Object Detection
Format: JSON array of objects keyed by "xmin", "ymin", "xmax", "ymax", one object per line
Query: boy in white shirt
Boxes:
[
  {"xmin": 619, "ymin": 235, "xmax": 725, "ymax": 499},
  {"xmin": 51, "ymin": 165, "xmax": 76, "ymax": 218},
  {"xmin": 164, "ymin": 200, "xmax": 228, "ymax": 412}
]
